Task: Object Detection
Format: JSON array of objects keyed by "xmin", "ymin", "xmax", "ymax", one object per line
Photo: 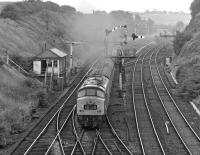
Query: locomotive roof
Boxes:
[
  {"xmin": 88, "ymin": 58, "xmax": 114, "ymax": 79},
  {"xmin": 79, "ymin": 75, "xmax": 109, "ymax": 91}
]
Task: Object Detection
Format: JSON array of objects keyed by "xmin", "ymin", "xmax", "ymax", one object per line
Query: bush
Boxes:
[
  {"xmin": 0, "ymin": 5, "xmax": 18, "ymax": 20},
  {"xmin": 53, "ymin": 28, "xmax": 65, "ymax": 39},
  {"xmin": 37, "ymin": 91, "xmax": 48, "ymax": 108},
  {"xmin": 0, "ymin": 105, "xmax": 32, "ymax": 147},
  {"xmin": 23, "ymin": 78, "xmax": 41, "ymax": 89},
  {"xmin": 190, "ymin": 0, "xmax": 200, "ymax": 17},
  {"xmin": 10, "ymin": 54, "xmax": 33, "ymax": 72},
  {"xmin": 61, "ymin": 5, "xmax": 76, "ymax": 13},
  {"xmin": 176, "ymin": 76, "xmax": 200, "ymax": 101},
  {"xmin": 173, "ymin": 31, "xmax": 192, "ymax": 56},
  {"xmin": 0, "ymin": 58, "xmax": 4, "ymax": 67}
]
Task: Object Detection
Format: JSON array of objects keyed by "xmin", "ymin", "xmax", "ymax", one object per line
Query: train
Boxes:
[{"xmin": 76, "ymin": 58, "xmax": 115, "ymax": 128}]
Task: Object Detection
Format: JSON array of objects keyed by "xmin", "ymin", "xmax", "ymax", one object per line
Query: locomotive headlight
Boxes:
[
  {"xmin": 97, "ymin": 110, "xmax": 101, "ymax": 113},
  {"xmin": 79, "ymin": 110, "xmax": 84, "ymax": 112}
]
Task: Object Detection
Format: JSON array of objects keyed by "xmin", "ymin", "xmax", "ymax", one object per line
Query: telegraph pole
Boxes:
[{"xmin": 64, "ymin": 41, "xmax": 81, "ymax": 75}]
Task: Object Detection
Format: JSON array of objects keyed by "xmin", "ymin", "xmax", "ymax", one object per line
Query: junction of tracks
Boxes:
[{"xmin": 10, "ymin": 43, "xmax": 200, "ymax": 155}]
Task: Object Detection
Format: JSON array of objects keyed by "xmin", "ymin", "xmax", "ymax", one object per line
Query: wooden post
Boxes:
[
  {"xmin": 44, "ymin": 60, "xmax": 48, "ymax": 87},
  {"xmin": 104, "ymin": 36, "xmax": 108, "ymax": 56},
  {"xmin": 70, "ymin": 43, "xmax": 73, "ymax": 72},
  {"xmin": 6, "ymin": 52, "xmax": 9, "ymax": 65},
  {"xmin": 57, "ymin": 59, "xmax": 60, "ymax": 78},
  {"xmin": 64, "ymin": 56, "xmax": 67, "ymax": 85},
  {"xmin": 50, "ymin": 60, "xmax": 54, "ymax": 89}
]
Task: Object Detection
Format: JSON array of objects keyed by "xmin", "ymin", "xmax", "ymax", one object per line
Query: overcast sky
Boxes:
[
  {"xmin": 48, "ymin": 0, "xmax": 193, "ymax": 13},
  {"xmin": 1, "ymin": 0, "xmax": 193, "ymax": 13}
]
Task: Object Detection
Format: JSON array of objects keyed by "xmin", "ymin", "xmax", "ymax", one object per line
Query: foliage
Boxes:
[
  {"xmin": 0, "ymin": 4, "xmax": 18, "ymax": 20},
  {"xmin": 23, "ymin": 78, "xmax": 41, "ymax": 89},
  {"xmin": 0, "ymin": 0, "xmax": 61, "ymax": 20},
  {"xmin": 175, "ymin": 21, "xmax": 185, "ymax": 31},
  {"xmin": 134, "ymin": 14, "xmax": 142, "ymax": 21},
  {"xmin": 26, "ymin": 0, "xmax": 41, "ymax": 2},
  {"xmin": 61, "ymin": 5, "xmax": 76, "ymax": 13},
  {"xmin": 10, "ymin": 54, "xmax": 33, "ymax": 72},
  {"xmin": 0, "ymin": 58, "xmax": 4, "ymax": 67},
  {"xmin": 176, "ymin": 76, "xmax": 200, "ymax": 101},
  {"xmin": 175, "ymin": 56, "xmax": 200, "ymax": 102},
  {"xmin": 190, "ymin": 0, "xmax": 200, "ymax": 17},
  {"xmin": 173, "ymin": 31, "xmax": 192, "ymax": 56},
  {"xmin": 53, "ymin": 28, "xmax": 65, "ymax": 39},
  {"xmin": 37, "ymin": 91, "xmax": 48, "ymax": 108},
  {"xmin": 0, "ymin": 106, "xmax": 32, "ymax": 147}
]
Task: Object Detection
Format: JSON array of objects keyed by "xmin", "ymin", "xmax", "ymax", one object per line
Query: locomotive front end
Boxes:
[{"xmin": 77, "ymin": 86, "xmax": 106, "ymax": 128}]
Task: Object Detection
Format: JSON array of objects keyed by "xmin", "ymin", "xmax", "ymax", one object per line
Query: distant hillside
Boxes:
[
  {"xmin": 140, "ymin": 13, "xmax": 191, "ymax": 25},
  {"xmin": 0, "ymin": 1, "xmax": 158, "ymax": 59}
]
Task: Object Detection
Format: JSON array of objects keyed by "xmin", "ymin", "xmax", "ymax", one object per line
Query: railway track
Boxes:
[
  {"xmin": 44, "ymin": 56, "xmax": 132, "ymax": 155},
  {"xmin": 68, "ymin": 67, "xmax": 133, "ymax": 155},
  {"xmin": 11, "ymin": 58, "xmax": 98, "ymax": 155},
  {"xmin": 144, "ymin": 47, "xmax": 190, "ymax": 154},
  {"xmin": 132, "ymin": 45, "xmax": 165, "ymax": 155},
  {"xmin": 157, "ymin": 51, "xmax": 200, "ymax": 140},
  {"xmin": 59, "ymin": 107, "xmax": 132, "ymax": 155},
  {"xmin": 150, "ymin": 48, "xmax": 200, "ymax": 154},
  {"xmin": 89, "ymin": 116, "xmax": 132, "ymax": 155},
  {"xmin": 122, "ymin": 43, "xmax": 157, "ymax": 155}
]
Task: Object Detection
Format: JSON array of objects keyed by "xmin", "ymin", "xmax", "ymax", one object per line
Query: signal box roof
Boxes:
[{"xmin": 36, "ymin": 48, "xmax": 67, "ymax": 59}]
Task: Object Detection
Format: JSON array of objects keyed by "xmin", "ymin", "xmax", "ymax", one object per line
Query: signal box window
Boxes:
[
  {"xmin": 48, "ymin": 61, "xmax": 52, "ymax": 67},
  {"xmin": 54, "ymin": 60, "xmax": 58, "ymax": 67}
]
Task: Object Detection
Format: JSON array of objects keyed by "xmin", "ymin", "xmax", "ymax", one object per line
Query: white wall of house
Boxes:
[{"xmin": 33, "ymin": 60, "xmax": 41, "ymax": 74}]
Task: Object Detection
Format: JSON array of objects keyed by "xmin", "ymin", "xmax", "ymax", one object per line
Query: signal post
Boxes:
[{"xmin": 105, "ymin": 25, "xmax": 142, "ymax": 97}]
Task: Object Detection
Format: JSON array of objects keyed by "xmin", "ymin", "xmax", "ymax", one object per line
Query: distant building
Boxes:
[
  {"xmin": 33, "ymin": 48, "xmax": 68, "ymax": 90},
  {"xmin": 93, "ymin": 10, "xmax": 107, "ymax": 15}
]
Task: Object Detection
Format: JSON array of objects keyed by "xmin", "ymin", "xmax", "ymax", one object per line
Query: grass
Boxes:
[{"xmin": 0, "ymin": 65, "xmax": 45, "ymax": 147}]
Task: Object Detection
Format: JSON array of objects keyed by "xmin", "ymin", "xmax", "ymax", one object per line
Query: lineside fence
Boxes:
[{"xmin": 0, "ymin": 53, "xmax": 30, "ymax": 76}]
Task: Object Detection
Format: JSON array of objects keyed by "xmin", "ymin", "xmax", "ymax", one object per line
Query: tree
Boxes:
[
  {"xmin": 147, "ymin": 18, "xmax": 155, "ymax": 34},
  {"xmin": 134, "ymin": 14, "xmax": 141, "ymax": 21},
  {"xmin": 0, "ymin": 5, "xmax": 18, "ymax": 20},
  {"xmin": 173, "ymin": 31, "xmax": 192, "ymax": 56},
  {"xmin": 175, "ymin": 21, "xmax": 185, "ymax": 31},
  {"xmin": 190, "ymin": 0, "xmax": 200, "ymax": 17}
]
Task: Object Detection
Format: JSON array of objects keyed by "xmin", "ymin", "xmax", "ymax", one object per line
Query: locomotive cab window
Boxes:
[
  {"xmin": 78, "ymin": 89, "xmax": 86, "ymax": 98},
  {"xmin": 97, "ymin": 90, "xmax": 105, "ymax": 98},
  {"xmin": 78, "ymin": 88, "xmax": 105, "ymax": 98},
  {"xmin": 86, "ymin": 88, "xmax": 96, "ymax": 96}
]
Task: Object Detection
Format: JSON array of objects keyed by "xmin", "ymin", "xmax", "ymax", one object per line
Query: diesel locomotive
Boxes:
[{"xmin": 76, "ymin": 58, "xmax": 115, "ymax": 128}]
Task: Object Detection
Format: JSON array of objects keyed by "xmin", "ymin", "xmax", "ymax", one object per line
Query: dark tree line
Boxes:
[
  {"xmin": 173, "ymin": 31, "xmax": 192, "ymax": 56},
  {"xmin": 190, "ymin": 0, "xmax": 200, "ymax": 17}
]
